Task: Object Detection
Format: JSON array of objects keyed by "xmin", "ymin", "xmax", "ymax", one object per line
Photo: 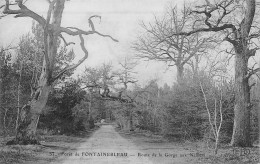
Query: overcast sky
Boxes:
[{"xmin": 0, "ymin": 0, "xmax": 197, "ymax": 86}]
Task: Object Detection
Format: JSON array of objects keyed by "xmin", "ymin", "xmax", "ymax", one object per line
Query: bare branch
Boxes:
[
  {"xmin": 62, "ymin": 27, "xmax": 118, "ymax": 42},
  {"xmin": 224, "ymin": 35, "xmax": 237, "ymax": 46},
  {"xmin": 249, "ymin": 82, "xmax": 256, "ymax": 90},
  {"xmin": 168, "ymin": 23, "xmax": 236, "ymax": 37},
  {"xmin": 2, "ymin": 2, "xmax": 118, "ymax": 43},
  {"xmin": 247, "ymin": 48, "xmax": 258, "ymax": 57},
  {"xmin": 166, "ymin": 0, "xmax": 237, "ymax": 41},
  {"xmin": 247, "ymin": 67, "xmax": 260, "ymax": 79},
  {"xmin": 51, "ymin": 34, "xmax": 88, "ymax": 82},
  {"xmin": 3, "ymin": 0, "xmax": 46, "ymax": 25},
  {"xmin": 88, "ymin": 15, "xmax": 101, "ymax": 31},
  {"xmin": 59, "ymin": 34, "xmax": 75, "ymax": 46},
  {"xmin": 3, "ymin": 0, "xmax": 118, "ymax": 86},
  {"xmin": 249, "ymin": 32, "xmax": 260, "ymax": 39}
]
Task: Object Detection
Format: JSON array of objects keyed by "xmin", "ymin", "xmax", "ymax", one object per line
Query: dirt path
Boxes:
[
  {"xmin": 1, "ymin": 125, "xmax": 258, "ymax": 164},
  {"xmin": 51, "ymin": 125, "xmax": 153, "ymax": 164}
]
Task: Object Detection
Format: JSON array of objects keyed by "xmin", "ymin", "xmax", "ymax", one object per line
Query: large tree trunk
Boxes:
[
  {"xmin": 230, "ymin": 0, "xmax": 255, "ymax": 147},
  {"xmin": 257, "ymin": 2, "xmax": 260, "ymax": 148},
  {"xmin": 7, "ymin": 61, "xmax": 51, "ymax": 145},
  {"xmin": 258, "ymin": 61, "xmax": 260, "ymax": 143},
  {"xmin": 7, "ymin": 0, "xmax": 65, "ymax": 145},
  {"xmin": 176, "ymin": 64, "xmax": 184, "ymax": 84},
  {"xmin": 230, "ymin": 51, "xmax": 252, "ymax": 147},
  {"xmin": 0, "ymin": 50, "xmax": 4, "ymax": 136}
]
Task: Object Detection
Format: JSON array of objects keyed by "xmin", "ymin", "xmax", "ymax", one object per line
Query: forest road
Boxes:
[{"xmin": 51, "ymin": 124, "xmax": 153, "ymax": 164}]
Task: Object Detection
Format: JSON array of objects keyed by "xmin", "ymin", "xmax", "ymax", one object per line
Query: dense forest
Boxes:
[{"xmin": 0, "ymin": 0, "xmax": 259, "ymax": 156}]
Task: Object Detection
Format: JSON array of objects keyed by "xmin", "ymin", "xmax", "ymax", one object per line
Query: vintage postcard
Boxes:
[{"xmin": 0, "ymin": 0, "xmax": 259, "ymax": 163}]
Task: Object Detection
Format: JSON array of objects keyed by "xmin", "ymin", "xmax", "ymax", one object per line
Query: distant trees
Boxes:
[
  {"xmin": 79, "ymin": 62, "xmax": 236, "ymax": 145},
  {"xmin": 0, "ymin": 47, "xmax": 19, "ymax": 137},
  {"xmin": 0, "ymin": 48, "xmax": 14, "ymax": 136},
  {"xmin": 81, "ymin": 61, "xmax": 139, "ymax": 130}
]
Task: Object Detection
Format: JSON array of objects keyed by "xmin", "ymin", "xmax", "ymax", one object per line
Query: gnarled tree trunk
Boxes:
[
  {"xmin": 8, "ymin": 57, "xmax": 52, "ymax": 145},
  {"xmin": 0, "ymin": 49, "xmax": 4, "ymax": 136},
  {"xmin": 258, "ymin": 74, "xmax": 260, "ymax": 143},
  {"xmin": 230, "ymin": 0, "xmax": 255, "ymax": 147},
  {"xmin": 230, "ymin": 51, "xmax": 251, "ymax": 147},
  {"xmin": 7, "ymin": 0, "xmax": 64, "ymax": 145}
]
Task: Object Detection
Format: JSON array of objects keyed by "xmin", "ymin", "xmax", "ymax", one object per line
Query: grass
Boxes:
[
  {"xmin": 118, "ymin": 129, "xmax": 260, "ymax": 164},
  {"xmin": 0, "ymin": 128, "xmax": 98, "ymax": 164}
]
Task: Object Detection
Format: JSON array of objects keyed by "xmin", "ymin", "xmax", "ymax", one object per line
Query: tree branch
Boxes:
[
  {"xmin": 167, "ymin": 0, "xmax": 237, "ymax": 39},
  {"xmin": 3, "ymin": 0, "xmax": 46, "ymax": 25},
  {"xmin": 247, "ymin": 48, "xmax": 258, "ymax": 57},
  {"xmin": 2, "ymin": 2, "xmax": 118, "ymax": 43},
  {"xmin": 88, "ymin": 15, "xmax": 101, "ymax": 31},
  {"xmin": 168, "ymin": 23, "xmax": 236, "ymax": 37},
  {"xmin": 59, "ymin": 34, "xmax": 75, "ymax": 46},
  {"xmin": 51, "ymin": 34, "xmax": 88, "ymax": 82},
  {"xmin": 224, "ymin": 35, "xmax": 237, "ymax": 46},
  {"xmin": 60, "ymin": 26, "xmax": 118, "ymax": 42},
  {"xmin": 101, "ymin": 94, "xmax": 133, "ymax": 103},
  {"xmin": 247, "ymin": 67, "xmax": 260, "ymax": 79}
]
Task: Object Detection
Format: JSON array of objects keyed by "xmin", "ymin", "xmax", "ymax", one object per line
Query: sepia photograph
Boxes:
[{"xmin": 0, "ymin": 0, "xmax": 260, "ymax": 163}]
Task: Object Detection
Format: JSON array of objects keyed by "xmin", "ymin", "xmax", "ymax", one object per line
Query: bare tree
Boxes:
[
  {"xmin": 171, "ymin": 0, "xmax": 259, "ymax": 147},
  {"xmin": 133, "ymin": 5, "xmax": 215, "ymax": 83},
  {"xmin": 116, "ymin": 58, "xmax": 138, "ymax": 130},
  {"xmin": 117, "ymin": 57, "xmax": 138, "ymax": 96},
  {"xmin": 200, "ymin": 82, "xmax": 223, "ymax": 155},
  {"xmin": 1, "ymin": 0, "xmax": 117, "ymax": 144}
]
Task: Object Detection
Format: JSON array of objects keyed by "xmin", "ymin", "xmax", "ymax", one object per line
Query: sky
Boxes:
[{"xmin": 0, "ymin": 0, "xmax": 197, "ymax": 87}]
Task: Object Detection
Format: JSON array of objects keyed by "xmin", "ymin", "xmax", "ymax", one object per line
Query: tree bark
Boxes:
[
  {"xmin": 259, "ymin": 75, "xmax": 260, "ymax": 143},
  {"xmin": 0, "ymin": 50, "xmax": 4, "ymax": 136},
  {"xmin": 258, "ymin": 72, "xmax": 260, "ymax": 143},
  {"xmin": 7, "ymin": 60, "xmax": 51, "ymax": 145},
  {"xmin": 176, "ymin": 64, "xmax": 184, "ymax": 84},
  {"xmin": 258, "ymin": 59, "xmax": 260, "ymax": 142},
  {"xmin": 230, "ymin": 0, "xmax": 255, "ymax": 147},
  {"xmin": 230, "ymin": 52, "xmax": 251, "ymax": 147}
]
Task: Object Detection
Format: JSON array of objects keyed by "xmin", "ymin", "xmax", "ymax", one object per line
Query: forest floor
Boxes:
[{"xmin": 0, "ymin": 124, "xmax": 259, "ymax": 164}]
